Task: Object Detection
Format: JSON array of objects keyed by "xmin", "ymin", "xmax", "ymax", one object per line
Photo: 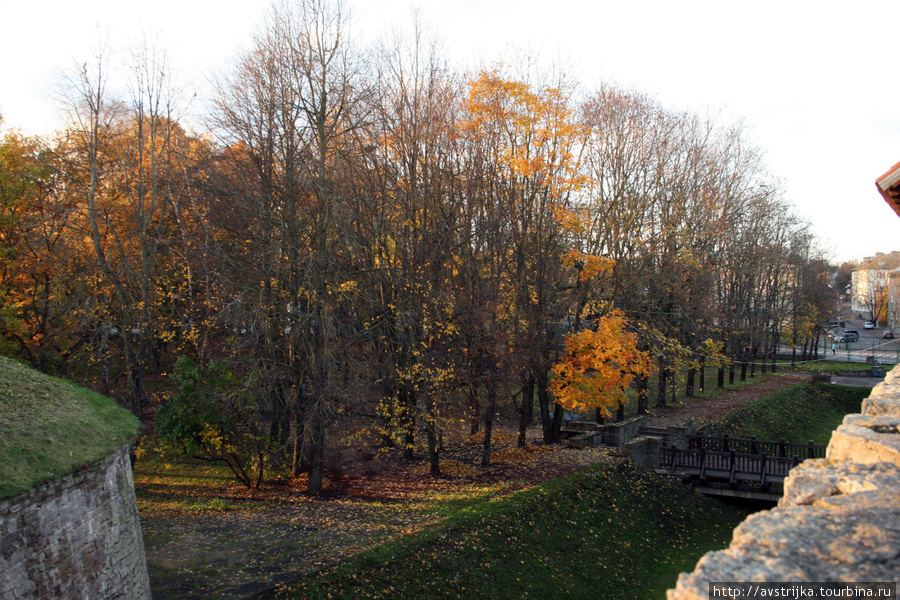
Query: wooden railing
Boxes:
[
  {"xmin": 660, "ymin": 445, "xmax": 802, "ymax": 487},
  {"xmin": 687, "ymin": 434, "xmax": 826, "ymax": 459}
]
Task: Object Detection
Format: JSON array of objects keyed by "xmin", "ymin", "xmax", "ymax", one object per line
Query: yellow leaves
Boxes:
[
  {"xmin": 199, "ymin": 423, "xmax": 226, "ymax": 452},
  {"xmin": 549, "ymin": 311, "xmax": 655, "ymax": 414},
  {"xmin": 460, "ymin": 68, "xmax": 584, "ymax": 199},
  {"xmin": 696, "ymin": 337, "xmax": 727, "ymax": 369},
  {"xmin": 338, "ymin": 280, "xmax": 358, "ymax": 294},
  {"xmin": 562, "ymin": 249, "xmax": 615, "ymax": 283}
]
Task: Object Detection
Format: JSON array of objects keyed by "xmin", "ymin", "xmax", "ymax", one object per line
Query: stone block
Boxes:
[
  {"xmin": 668, "ymin": 491, "xmax": 900, "ymax": 599},
  {"xmin": 780, "ymin": 459, "xmax": 900, "ymax": 507},
  {"xmin": 827, "ymin": 414, "xmax": 900, "ymax": 464},
  {"xmin": 0, "ymin": 444, "xmax": 150, "ymax": 600}
]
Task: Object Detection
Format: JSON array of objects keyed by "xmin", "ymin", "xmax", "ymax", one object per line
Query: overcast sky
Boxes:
[{"xmin": 2, "ymin": 0, "xmax": 899, "ymax": 263}]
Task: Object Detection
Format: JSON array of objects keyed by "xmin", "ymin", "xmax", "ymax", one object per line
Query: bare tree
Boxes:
[{"xmin": 211, "ymin": 0, "xmax": 369, "ymax": 494}]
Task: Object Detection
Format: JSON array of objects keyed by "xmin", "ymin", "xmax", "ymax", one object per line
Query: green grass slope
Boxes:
[
  {"xmin": 265, "ymin": 463, "xmax": 745, "ymax": 600},
  {"xmin": 702, "ymin": 382, "xmax": 869, "ymax": 444},
  {"xmin": 0, "ymin": 355, "xmax": 140, "ymax": 500}
]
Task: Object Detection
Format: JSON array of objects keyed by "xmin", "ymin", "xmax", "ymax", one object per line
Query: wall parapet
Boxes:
[
  {"xmin": 0, "ymin": 443, "xmax": 151, "ymax": 600},
  {"xmin": 667, "ymin": 369, "xmax": 900, "ymax": 598}
]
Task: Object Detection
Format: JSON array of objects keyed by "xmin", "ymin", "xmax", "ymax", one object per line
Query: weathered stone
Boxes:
[
  {"xmin": 669, "ymin": 492, "xmax": 900, "ymax": 599},
  {"xmin": 827, "ymin": 414, "xmax": 900, "ymax": 464},
  {"xmin": 779, "ymin": 459, "xmax": 900, "ymax": 507}
]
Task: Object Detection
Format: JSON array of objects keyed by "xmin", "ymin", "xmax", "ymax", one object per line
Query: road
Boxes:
[{"xmin": 822, "ymin": 312, "xmax": 900, "ymax": 365}]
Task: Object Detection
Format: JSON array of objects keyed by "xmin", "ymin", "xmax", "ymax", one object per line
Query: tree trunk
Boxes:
[
  {"xmin": 481, "ymin": 382, "xmax": 497, "ymax": 466},
  {"xmin": 517, "ymin": 375, "xmax": 534, "ymax": 448},
  {"xmin": 656, "ymin": 360, "xmax": 668, "ymax": 408},
  {"xmin": 469, "ymin": 386, "xmax": 481, "ymax": 436},
  {"xmin": 307, "ymin": 419, "xmax": 325, "ymax": 494},
  {"xmin": 426, "ymin": 395, "xmax": 441, "ymax": 477},
  {"xmin": 401, "ymin": 384, "xmax": 416, "ymax": 460},
  {"xmin": 635, "ymin": 373, "xmax": 649, "ymax": 415},
  {"xmin": 537, "ymin": 369, "xmax": 557, "ymax": 443},
  {"xmin": 698, "ymin": 360, "xmax": 705, "ymax": 394}
]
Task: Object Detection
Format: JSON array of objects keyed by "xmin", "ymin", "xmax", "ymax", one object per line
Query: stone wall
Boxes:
[
  {"xmin": 667, "ymin": 370, "xmax": 900, "ymax": 598},
  {"xmin": 0, "ymin": 443, "xmax": 151, "ymax": 600}
]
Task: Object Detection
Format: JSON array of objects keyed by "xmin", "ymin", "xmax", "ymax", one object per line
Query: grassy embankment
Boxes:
[
  {"xmin": 777, "ymin": 359, "xmax": 873, "ymax": 376},
  {"xmin": 262, "ymin": 462, "xmax": 744, "ymax": 600},
  {"xmin": 702, "ymin": 381, "xmax": 870, "ymax": 444},
  {"xmin": 0, "ymin": 354, "xmax": 140, "ymax": 499},
  {"xmin": 259, "ymin": 380, "xmax": 866, "ymax": 600}
]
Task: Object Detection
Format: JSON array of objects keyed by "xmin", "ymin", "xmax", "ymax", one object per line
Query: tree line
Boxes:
[{"xmin": 0, "ymin": 0, "xmax": 834, "ymax": 493}]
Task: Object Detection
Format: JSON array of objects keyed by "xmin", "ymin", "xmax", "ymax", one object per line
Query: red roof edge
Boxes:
[{"xmin": 877, "ymin": 161, "xmax": 900, "ymax": 218}]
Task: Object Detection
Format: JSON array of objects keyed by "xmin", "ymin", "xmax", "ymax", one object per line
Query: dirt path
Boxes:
[{"xmin": 641, "ymin": 373, "xmax": 809, "ymax": 427}]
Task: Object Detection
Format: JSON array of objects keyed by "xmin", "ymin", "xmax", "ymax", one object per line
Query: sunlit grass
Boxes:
[
  {"xmin": 133, "ymin": 442, "xmax": 243, "ymax": 512},
  {"xmin": 702, "ymin": 382, "xmax": 868, "ymax": 444},
  {"xmin": 775, "ymin": 360, "xmax": 870, "ymax": 375}
]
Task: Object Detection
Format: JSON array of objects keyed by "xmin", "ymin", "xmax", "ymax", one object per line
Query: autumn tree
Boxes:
[
  {"xmin": 549, "ymin": 311, "xmax": 654, "ymax": 418},
  {"xmin": 0, "ymin": 129, "xmax": 93, "ymax": 374},
  {"xmin": 54, "ymin": 37, "xmax": 197, "ymax": 410},
  {"xmin": 210, "ymin": 0, "xmax": 369, "ymax": 494},
  {"xmin": 349, "ymin": 23, "xmax": 464, "ymax": 475},
  {"xmin": 459, "ymin": 66, "xmax": 583, "ymax": 447}
]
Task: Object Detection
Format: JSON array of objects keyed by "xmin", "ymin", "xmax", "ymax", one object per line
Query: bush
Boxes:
[{"xmin": 156, "ymin": 356, "xmax": 274, "ymax": 488}]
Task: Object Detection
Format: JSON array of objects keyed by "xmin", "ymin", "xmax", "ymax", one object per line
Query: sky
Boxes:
[{"xmin": 1, "ymin": 0, "xmax": 899, "ymax": 263}]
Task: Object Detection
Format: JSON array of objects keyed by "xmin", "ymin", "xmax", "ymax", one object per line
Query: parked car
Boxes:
[
  {"xmin": 884, "ymin": 330, "xmax": 895, "ymax": 339},
  {"xmin": 864, "ymin": 321, "xmax": 875, "ymax": 329},
  {"xmin": 842, "ymin": 330, "xmax": 859, "ymax": 342}
]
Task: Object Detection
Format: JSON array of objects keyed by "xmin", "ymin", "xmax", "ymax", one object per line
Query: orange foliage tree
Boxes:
[{"xmin": 549, "ymin": 311, "xmax": 655, "ymax": 419}]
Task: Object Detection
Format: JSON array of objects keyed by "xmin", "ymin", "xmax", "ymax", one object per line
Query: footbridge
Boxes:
[{"xmin": 658, "ymin": 435, "xmax": 827, "ymax": 501}]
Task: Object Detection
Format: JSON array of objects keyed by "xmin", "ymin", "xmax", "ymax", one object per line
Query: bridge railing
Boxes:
[
  {"xmin": 660, "ymin": 445, "xmax": 801, "ymax": 486},
  {"xmin": 687, "ymin": 434, "xmax": 826, "ymax": 459}
]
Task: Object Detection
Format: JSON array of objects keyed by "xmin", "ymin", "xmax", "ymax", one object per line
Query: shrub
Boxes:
[{"xmin": 156, "ymin": 356, "xmax": 274, "ymax": 488}]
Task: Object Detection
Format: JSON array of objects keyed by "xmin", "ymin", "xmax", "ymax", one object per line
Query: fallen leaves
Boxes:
[
  {"xmin": 136, "ymin": 427, "xmax": 616, "ymax": 599},
  {"xmin": 408, "ymin": 460, "xmax": 478, "ymax": 478},
  {"xmin": 466, "ymin": 430, "xmax": 516, "ymax": 444},
  {"xmin": 489, "ymin": 443, "xmax": 550, "ymax": 464}
]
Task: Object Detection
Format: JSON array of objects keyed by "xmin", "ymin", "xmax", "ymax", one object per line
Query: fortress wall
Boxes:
[{"xmin": 0, "ymin": 443, "xmax": 151, "ymax": 600}]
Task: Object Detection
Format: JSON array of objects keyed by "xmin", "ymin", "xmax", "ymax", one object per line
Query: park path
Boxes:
[{"xmin": 642, "ymin": 373, "xmax": 809, "ymax": 427}]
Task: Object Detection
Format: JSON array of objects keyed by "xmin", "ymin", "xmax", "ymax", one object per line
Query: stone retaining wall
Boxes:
[
  {"xmin": 0, "ymin": 443, "xmax": 151, "ymax": 599},
  {"xmin": 667, "ymin": 370, "xmax": 900, "ymax": 598}
]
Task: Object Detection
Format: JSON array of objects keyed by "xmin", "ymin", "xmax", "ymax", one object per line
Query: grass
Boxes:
[
  {"xmin": 262, "ymin": 462, "xmax": 745, "ymax": 600},
  {"xmin": 133, "ymin": 448, "xmax": 245, "ymax": 512},
  {"xmin": 776, "ymin": 360, "xmax": 865, "ymax": 375},
  {"xmin": 701, "ymin": 382, "xmax": 869, "ymax": 444},
  {"xmin": 0, "ymin": 354, "xmax": 140, "ymax": 500}
]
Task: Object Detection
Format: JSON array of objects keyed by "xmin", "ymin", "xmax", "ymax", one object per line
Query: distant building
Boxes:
[
  {"xmin": 850, "ymin": 251, "xmax": 900, "ymax": 325},
  {"xmin": 876, "ymin": 163, "xmax": 900, "ymax": 329},
  {"xmin": 889, "ymin": 268, "xmax": 900, "ymax": 332}
]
